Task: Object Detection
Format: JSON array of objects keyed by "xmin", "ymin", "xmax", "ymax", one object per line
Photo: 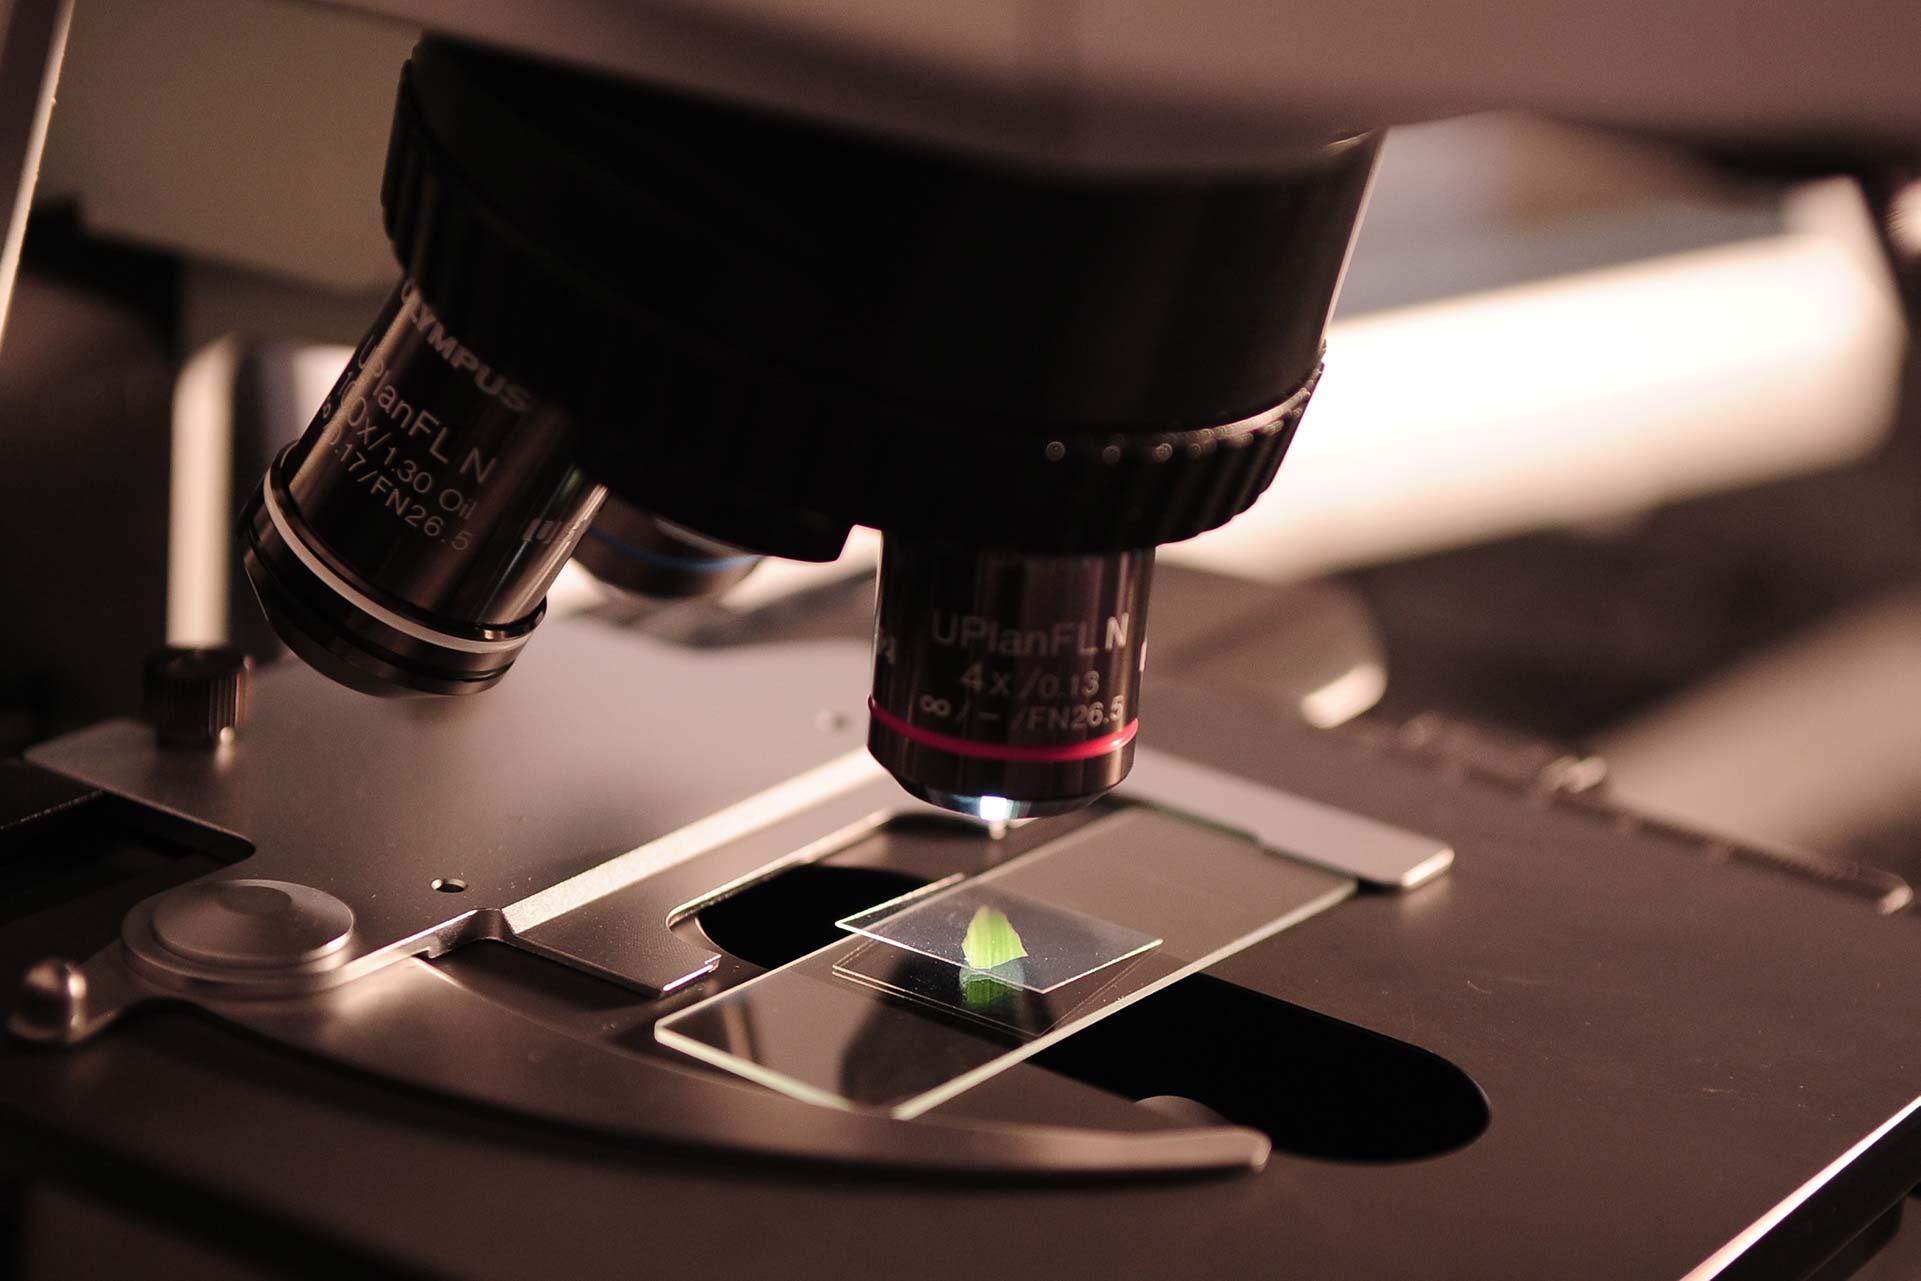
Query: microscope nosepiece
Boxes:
[
  {"xmin": 868, "ymin": 538, "xmax": 1152, "ymax": 818},
  {"xmin": 230, "ymin": 36, "xmax": 1374, "ymax": 820}
]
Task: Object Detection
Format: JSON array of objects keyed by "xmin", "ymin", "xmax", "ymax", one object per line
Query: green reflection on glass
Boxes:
[{"xmin": 958, "ymin": 961, "xmax": 1023, "ymax": 1015}]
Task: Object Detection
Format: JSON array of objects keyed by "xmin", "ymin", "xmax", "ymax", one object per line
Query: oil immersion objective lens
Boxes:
[{"xmin": 240, "ymin": 280, "xmax": 605, "ymax": 696}]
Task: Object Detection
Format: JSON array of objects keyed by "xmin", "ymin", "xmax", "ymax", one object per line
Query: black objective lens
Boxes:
[
  {"xmin": 572, "ymin": 495, "xmax": 761, "ymax": 601},
  {"xmin": 240, "ymin": 280, "xmax": 604, "ymax": 696},
  {"xmin": 868, "ymin": 538, "xmax": 1152, "ymax": 819}
]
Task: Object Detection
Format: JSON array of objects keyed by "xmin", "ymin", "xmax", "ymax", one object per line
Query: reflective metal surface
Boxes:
[
  {"xmin": 148, "ymin": 879, "xmax": 354, "ymax": 968},
  {"xmin": 1128, "ymin": 750, "xmax": 1454, "ymax": 889},
  {"xmin": 25, "ymin": 617, "xmax": 1452, "ymax": 1027},
  {"xmin": 27, "ymin": 622, "xmax": 875, "ymax": 1006},
  {"xmin": 213, "ymin": 955, "xmax": 1274, "ymax": 1177},
  {"xmin": 10, "ymin": 614, "xmax": 1456, "ymax": 1176}
]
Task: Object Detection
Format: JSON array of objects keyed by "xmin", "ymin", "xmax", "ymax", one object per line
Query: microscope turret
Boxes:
[{"xmin": 239, "ymin": 37, "xmax": 1377, "ymax": 816}]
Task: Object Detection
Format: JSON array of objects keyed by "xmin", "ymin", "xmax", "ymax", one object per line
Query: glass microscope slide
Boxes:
[{"xmin": 656, "ymin": 805, "xmax": 1356, "ymax": 1118}]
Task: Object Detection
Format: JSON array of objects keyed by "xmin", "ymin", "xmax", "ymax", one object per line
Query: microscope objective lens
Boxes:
[
  {"xmin": 572, "ymin": 496, "xmax": 761, "ymax": 602},
  {"xmin": 867, "ymin": 538, "xmax": 1153, "ymax": 817},
  {"xmin": 240, "ymin": 280, "xmax": 606, "ymax": 696}
]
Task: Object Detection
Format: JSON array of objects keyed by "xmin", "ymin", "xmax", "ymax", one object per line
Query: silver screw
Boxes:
[{"xmin": 8, "ymin": 958, "xmax": 87, "ymax": 1043}]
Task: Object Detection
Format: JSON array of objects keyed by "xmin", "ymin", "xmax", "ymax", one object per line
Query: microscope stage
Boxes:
[{"xmin": 3, "ymin": 614, "xmax": 1920, "ymax": 1279}]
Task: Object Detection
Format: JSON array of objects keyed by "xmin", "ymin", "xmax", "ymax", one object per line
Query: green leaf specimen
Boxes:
[{"xmin": 961, "ymin": 905, "xmax": 1028, "ymax": 971}]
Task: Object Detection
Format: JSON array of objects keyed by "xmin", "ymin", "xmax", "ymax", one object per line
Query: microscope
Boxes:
[{"xmin": 4, "ymin": 3, "xmax": 1921, "ymax": 1278}]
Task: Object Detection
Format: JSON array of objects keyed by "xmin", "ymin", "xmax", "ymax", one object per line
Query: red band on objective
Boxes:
[{"xmin": 868, "ymin": 697, "xmax": 1138, "ymax": 764}]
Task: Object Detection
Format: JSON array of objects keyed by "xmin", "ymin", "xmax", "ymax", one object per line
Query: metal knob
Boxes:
[
  {"xmin": 149, "ymin": 879, "xmax": 354, "ymax": 970},
  {"xmin": 8, "ymin": 958, "xmax": 87, "ymax": 1043},
  {"xmin": 141, "ymin": 646, "xmax": 253, "ymax": 748}
]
